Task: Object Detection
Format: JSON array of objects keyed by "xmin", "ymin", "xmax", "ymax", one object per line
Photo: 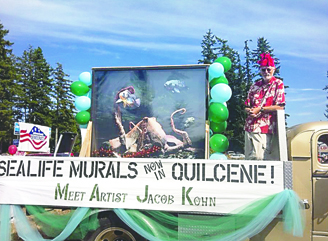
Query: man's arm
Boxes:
[
  {"xmin": 249, "ymin": 105, "xmax": 284, "ymax": 117},
  {"xmin": 261, "ymin": 105, "xmax": 285, "ymax": 113}
]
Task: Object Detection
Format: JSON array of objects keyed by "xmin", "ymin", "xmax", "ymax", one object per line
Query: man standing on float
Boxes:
[{"xmin": 244, "ymin": 53, "xmax": 286, "ymax": 160}]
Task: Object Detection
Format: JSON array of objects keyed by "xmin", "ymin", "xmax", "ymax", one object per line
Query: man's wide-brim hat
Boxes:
[{"xmin": 258, "ymin": 53, "xmax": 275, "ymax": 67}]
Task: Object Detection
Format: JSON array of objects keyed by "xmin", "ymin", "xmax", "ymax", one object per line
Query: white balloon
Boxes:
[
  {"xmin": 210, "ymin": 83, "xmax": 232, "ymax": 103},
  {"xmin": 210, "ymin": 153, "xmax": 228, "ymax": 160},
  {"xmin": 208, "ymin": 63, "xmax": 224, "ymax": 81},
  {"xmin": 74, "ymin": 96, "xmax": 91, "ymax": 111},
  {"xmin": 78, "ymin": 72, "xmax": 92, "ymax": 86}
]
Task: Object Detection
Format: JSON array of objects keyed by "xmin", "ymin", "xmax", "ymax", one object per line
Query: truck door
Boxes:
[{"xmin": 312, "ymin": 130, "xmax": 328, "ymax": 239}]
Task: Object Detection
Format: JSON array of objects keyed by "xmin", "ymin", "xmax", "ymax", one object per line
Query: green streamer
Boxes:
[
  {"xmin": 13, "ymin": 190, "xmax": 303, "ymax": 240},
  {"xmin": 125, "ymin": 194, "xmax": 275, "ymax": 240},
  {"xmin": 25, "ymin": 206, "xmax": 99, "ymax": 240},
  {"xmin": 0, "ymin": 205, "xmax": 11, "ymax": 241},
  {"xmin": 116, "ymin": 190, "xmax": 304, "ymax": 241}
]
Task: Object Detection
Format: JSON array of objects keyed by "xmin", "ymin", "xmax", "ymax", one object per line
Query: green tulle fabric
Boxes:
[
  {"xmin": 0, "ymin": 190, "xmax": 304, "ymax": 241},
  {"xmin": 25, "ymin": 206, "xmax": 100, "ymax": 240},
  {"xmin": 114, "ymin": 189, "xmax": 304, "ymax": 241}
]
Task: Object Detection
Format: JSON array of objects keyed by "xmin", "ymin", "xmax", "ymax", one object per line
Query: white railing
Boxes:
[{"xmin": 277, "ymin": 109, "xmax": 288, "ymax": 161}]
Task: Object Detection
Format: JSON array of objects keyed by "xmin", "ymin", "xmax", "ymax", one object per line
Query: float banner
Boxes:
[
  {"xmin": 17, "ymin": 123, "xmax": 51, "ymax": 152},
  {"xmin": 0, "ymin": 157, "xmax": 284, "ymax": 214}
]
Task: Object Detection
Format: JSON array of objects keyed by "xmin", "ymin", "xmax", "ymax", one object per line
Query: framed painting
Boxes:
[{"xmin": 91, "ymin": 65, "xmax": 208, "ymax": 159}]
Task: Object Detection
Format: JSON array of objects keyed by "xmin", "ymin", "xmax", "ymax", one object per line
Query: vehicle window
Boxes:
[{"xmin": 318, "ymin": 134, "xmax": 328, "ymax": 164}]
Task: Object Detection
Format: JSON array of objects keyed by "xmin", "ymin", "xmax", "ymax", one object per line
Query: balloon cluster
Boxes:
[
  {"xmin": 70, "ymin": 72, "xmax": 92, "ymax": 128},
  {"xmin": 70, "ymin": 72, "xmax": 92, "ymax": 127},
  {"xmin": 208, "ymin": 57, "xmax": 232, "ymax": 160}
]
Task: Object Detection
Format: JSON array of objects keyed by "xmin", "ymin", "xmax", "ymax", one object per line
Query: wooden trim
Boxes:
[{"xmin": 79, "ymin": 121, "xmax": 92, "ymax": 157}]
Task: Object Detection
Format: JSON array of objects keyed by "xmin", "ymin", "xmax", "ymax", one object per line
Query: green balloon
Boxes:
[
  {"xmin": 209, "ymin": 103, "xmax": 229, "ymax": 123},
  {"xmin": 75, "ymin": 111, "xmax": 90, "ymax": 125},
  {"xmin": 70, "ymin": 81, "xmax": 90, "ymax": 96},
  {"xmin": 214, "ymin": 57, "xmax": 232, "ymax": 73},
  {"xmin": 209, "ymin": 134, "xmax": 229, "ymax": 153},
  {"xmin": 210, "ymin": 121, "xmax": 227, "ymax": 133},
  {"xmin": 210, "ymin": 76, "xmax": 229, "ymax": 88}
]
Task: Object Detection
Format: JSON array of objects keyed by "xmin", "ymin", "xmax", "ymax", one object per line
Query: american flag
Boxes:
[{"xmin": 19, "ymin": 126, "xmax": 48, "ymax": 150}]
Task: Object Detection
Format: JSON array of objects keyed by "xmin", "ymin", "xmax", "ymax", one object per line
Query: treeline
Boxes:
[
  {"xmin": 0, "ymin": 21, "xmax": 283, "ymax": 154},
  {"xmin": 198, "ymin": 29, "xmax": 282, "ymax": 152},
  {"xmin": 0, "ymin": 22, "xmax": 79, "ymax": 153}
]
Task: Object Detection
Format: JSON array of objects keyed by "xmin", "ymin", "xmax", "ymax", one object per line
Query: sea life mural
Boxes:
[{"xmin": 91, "ymin": 65, "xmax": 207, "ymax": 159}]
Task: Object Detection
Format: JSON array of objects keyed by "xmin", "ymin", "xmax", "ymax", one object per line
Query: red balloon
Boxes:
[{"xmin": 8, "ymin": 145, "xmax": 17, "ymax": 155}]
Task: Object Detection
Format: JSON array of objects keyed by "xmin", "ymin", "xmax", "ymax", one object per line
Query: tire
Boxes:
[
  {"xmin": 86, "ymin": 226, "xmax": 136, "ymax": 241},
  {"xmin": 84, "ymin": 215, "xmax": 147, "ymax": 241}
]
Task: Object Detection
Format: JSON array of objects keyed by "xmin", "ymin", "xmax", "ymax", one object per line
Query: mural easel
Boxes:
[{"xmin": 79, "ymin": 121, "xmax": 92, "ymax": 157}]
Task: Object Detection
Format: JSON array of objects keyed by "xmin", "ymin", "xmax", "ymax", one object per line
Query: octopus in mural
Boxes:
[{"xmin": 108, "ymin": 107, "xmax": 192, "ymax": 157}]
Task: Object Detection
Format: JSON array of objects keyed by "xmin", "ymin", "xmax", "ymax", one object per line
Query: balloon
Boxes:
[
  {"xmin": 209, "ymin": 134, "xmax": 229, "ymax": 153},
  {"xmin": 70, "ymin": 81, "xmax": 89, "ymax": 96},
  {"xmin": 209, "ymin": 99, "xmax": 227, "ymax": 107},
  {"xmin": 210, "ymin": 121, "xmax": 227, "ymax": 133},
  {"xmin": 79, "ymin": 72, "xmax": 92, "ymax": 86},
  {"xmin": 215, "ymin": 56, "xmax": 232, "ymax": 72},
  {"xmin": 75, "ymin": 111, "xmax": 90, "ymax": 125},
  {"xmin": 208, "ymin": 63, "xmax": 224, "ymax": 81},
  {"xmin": 210, "ymin": 76, "xmax": 229, "ymax": 88},
  {"xmin": 210, "ymin": 152, "xmax": 228, "ymax": 160},
  {"xmin": 210, "ymin": 83, "xmax": 232, "ymax": 103},
  {"xmin": 208, "ymin": 103, "xmax": 229, "ymax": 123},
  {"xmin": 80, "ymin": 124, "xmax": 88, "ymax": 129},
  {"xmin": 8, "ymin": 145, "xmax": 17, "ymax": 155},
  {"xmin": 75, "ymin": 96, "xmax": 91, "ymax": 111}
]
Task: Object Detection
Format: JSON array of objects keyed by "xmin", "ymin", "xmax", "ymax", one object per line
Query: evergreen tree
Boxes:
[
  {"xmin": 198, "ymin": 29, "xmax": 217, "ymax": 64},
  {"xmin": 16, "ymin": 46, "xmax": 54, "ymax": 126},
  {"xmin": 51, "ymin": 63, "xmax": 79, "ymax": 150},
  {"xmin": 214, "ymin": 37, "xmax": 245, "ymax": 151},
  {"xmin": 251, "ymin": 37, "xmax": 281, "ymax": 79},
  {"xmin": 32, "ymin": 47, "xmax": 54, "ymax": 126},
  {"xmin": 16, "ymin": 46, "xmax": 34, "ymax": 122},
  {"xmin": 0, "ymin": 22, "xmax": 18, "ymax": 153},
  {"xmin": 199, "ymin": 31, "xmax": 248, "ymax": 151},
  {"xmin": 243, "ymin": 40, "xmax": 256, "ymax": 91}
]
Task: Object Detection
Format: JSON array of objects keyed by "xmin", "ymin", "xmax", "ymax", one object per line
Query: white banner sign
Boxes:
[
  {"xmin": 17, "ymin": 123, "xmax": 51, "ymax": 152},
  {"xmin": 0, "ymin": 157, "xmax": 284, "ymax": 214}
]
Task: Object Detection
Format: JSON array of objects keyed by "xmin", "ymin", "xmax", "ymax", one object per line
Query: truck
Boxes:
[
  {"xmin": 1, "ymin": 64, "xmax": 327, "ymax": 241},
  {"xmin": 81, "ymin": 119, "xmax": 328, "ymax": 241}
]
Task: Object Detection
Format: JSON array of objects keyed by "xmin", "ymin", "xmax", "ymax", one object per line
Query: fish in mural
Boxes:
[
  {"xmin": 115, "ymin": 86, "xmax": 141, "ymax": 109},
  {"xmin": 184, "ymin": 117, "xmax": 195, "ymax": 128},
  {"xmin": 164, "ymin": 80, "xmax": 187, "ymax": 93}
]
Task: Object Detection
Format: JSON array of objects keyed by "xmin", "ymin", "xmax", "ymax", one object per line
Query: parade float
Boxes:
[{"xmin": 1, "ymin": 58, "xmax": 328, "ymax": 241}]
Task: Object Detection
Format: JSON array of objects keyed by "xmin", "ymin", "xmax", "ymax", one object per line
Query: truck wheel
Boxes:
[
  {"xmin": 88, "ymin": 226, "xmax": 137, "ymax": 241},
  {"xmin": 84, "ymin": 217, "xmax": 147, "ymax": 241}
]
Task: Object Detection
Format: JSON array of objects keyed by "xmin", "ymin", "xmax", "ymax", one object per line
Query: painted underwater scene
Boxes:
[{"xmin": 91, "ymin": 65, "xmax": 207, "ymax": 159}]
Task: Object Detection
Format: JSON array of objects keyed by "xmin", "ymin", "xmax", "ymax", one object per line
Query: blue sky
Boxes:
[{"xmin": 0, "ymin": 0, "xmax": 327, "ymax": 127}]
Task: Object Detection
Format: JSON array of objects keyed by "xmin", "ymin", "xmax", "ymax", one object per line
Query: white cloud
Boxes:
[
  {"xmin": 304, "ymin": 102, "xmax": 328, "ymax": 108},
  {"xmin": 287, "ymin": 88, "xmax": 325, "ymax": 93},
  {"xmin": 287, "ymin": 96, "xmax": 323, "ymax": 102},
  {"xmin": 294, "ymin": 112, "xmax": 313, "ymax": 116}
]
